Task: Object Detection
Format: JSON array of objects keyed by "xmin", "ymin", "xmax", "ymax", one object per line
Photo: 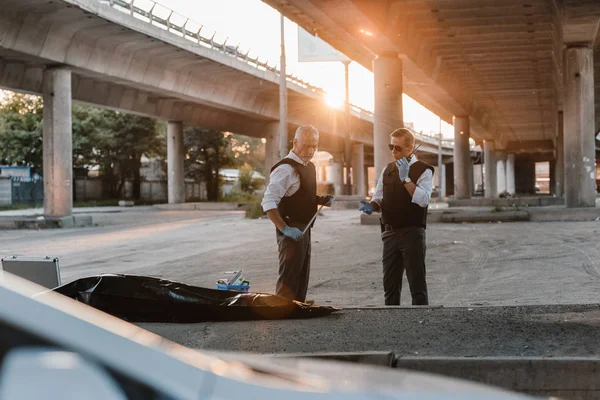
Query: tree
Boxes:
[
  {"xmin": 0, "ymin": 93, "xmax": 43, "ymax": 175},
  {"xmin": 99, "ymin": 112, "xmax": 164, "ymax": 199},
  {"xmin": 227, "ymin": 133, "xmax": 265, "ymax": 174},
  {"xmin": 184, "ymin": 128, "xmax": 234, "ymax": 201},
  {"xmin": 0, "ymin": 92, "xmax": 164, "ymax": 200}
]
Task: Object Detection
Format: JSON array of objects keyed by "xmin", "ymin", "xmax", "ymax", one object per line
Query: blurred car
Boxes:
[{"xmin": 0, "ymin": 273, "xmax": 541, "ymax": 400}]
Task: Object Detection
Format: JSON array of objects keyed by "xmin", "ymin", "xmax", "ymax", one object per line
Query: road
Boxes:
[{"xmin": 1, "ymin": 207, "xmax": 600, "ymax": 307}]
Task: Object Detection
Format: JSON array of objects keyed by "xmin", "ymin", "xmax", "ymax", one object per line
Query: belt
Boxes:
[
  {"xmin": 383, "ymin": 224, "xmax": 418, "ymax": 232},
  {"xmin": 383, "ymin": 224, "xmax": 401, "ymax": 232}
]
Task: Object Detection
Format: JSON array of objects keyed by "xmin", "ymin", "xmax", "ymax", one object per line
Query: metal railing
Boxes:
[{"xmin": 101, "ymin": 0, "xmax": 327, "ymax": 94}]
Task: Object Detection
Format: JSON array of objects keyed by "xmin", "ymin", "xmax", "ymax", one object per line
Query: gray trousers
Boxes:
[
  {"xmin": 276, "ymin": 226, "xmax": 311, "ymax": 302},
  {"xmin": 381, "ymin": 226, "xmax": 428, "ymax": 305}
]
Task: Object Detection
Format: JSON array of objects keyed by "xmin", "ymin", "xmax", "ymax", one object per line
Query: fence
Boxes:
[
  {"xmin": 0, "ymin": 177, "xmax": 11, "ymax": 205},
  {"xmin": 74, "ymin": 178, "xmax": 206, "ymax": 203},
  {"xmin": 11, "ymin": 177, "xmax": 43, "ymax": 205},
  {"xmin": 3, "ymin": 176, "xmax": 208, "ymax": 206}
]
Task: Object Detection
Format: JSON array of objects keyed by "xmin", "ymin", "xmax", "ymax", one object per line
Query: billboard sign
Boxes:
[{"xmin": 298, "ymin": 27, "xmax": 350, "ymax": 62}]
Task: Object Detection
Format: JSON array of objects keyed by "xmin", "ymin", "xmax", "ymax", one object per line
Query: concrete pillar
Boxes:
[
  {"xmin": 320, "ymin": 166, "xmax": 327, "ymax": 182},
  {"xmin": 555, "ymin": 111, "xmax": 564, "ymax": 197},
  {"xmin": 364, "ymin": 165, "xmax": 370, "ymax": 197},
  {"xmin": 564, "ymin": 46, "xmax": 596, "ymax": 207},
  {"xmin": 468, "ymin": 158, "xmax": 474, "ymax": 197},
  {"xmin": 440, "ymin": 164, "xmax": 447, "ymax": 198},
  {"xmin": 483, "ymin": 141, "xmax": 497, "ymax": 199},
  {"xmin": 496, "ymin": 152, "xmax": 507, "ymax": 195},
  {"xmin": 373, "ymin": 54, "xmax": 403, "ymax": 181},
  {"xmin": 263, "ymin": 122, "xmax": 280, "ymax": 182},
  {"xmin": 352, "ymin": 143, "xmax": 366, "ymax": 196},
  {"xmin": 506, "ymin": 153, "xmax": 516, "ymax": 195},
  {"xmin": 453, "ymin": 116, "xmax": 471, "ymax": 199},
  {"xmin": 549, "ymin": 160, "xmax": 557, "ymax": 195},
  {"xmin": 167, "ymin": 121, "xmax": 185, "ymax": 204},
  {"xmin": 43, "ymin": 67, "xmax": 72, "ymax": 218},
  {"xmin": 328, "ymin": 161, "xmax": 344, "ymax": 196}
]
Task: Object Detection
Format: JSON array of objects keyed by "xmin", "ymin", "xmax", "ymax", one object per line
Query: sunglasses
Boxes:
[{"xmin": 388, "ymin": 144, "xmax": 404, "ymax": 152}]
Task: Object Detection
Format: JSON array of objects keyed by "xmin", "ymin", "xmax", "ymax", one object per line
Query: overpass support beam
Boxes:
[
  {"xmin": 555, "ymin": 111, "xmax": 564, "ymax": 197},
  {"xmin": 564, "ymin": 46, "xmax": 596, "ymax": 207},
  {"xmin": 440, "ymin": 163, "xmax": 447, "ymax": 199},
  {"xmin": 373, "ymin": 54, "xmax": 403, "ymax": 181},
  {"xmin": 453, "ymin": 116, "xmax": 471, "ymax": 199},
  {"xmin": 506, "ymin": 153, "xmax": 516, "ymax": 195},
  {"xmin": 352, "ymin": 143, "xmax": 366, "ymax": 196},
  {"xmin": 264, "ymin": 122, "xmax": 280, "ymax": 181},
  {"xmin": 167, "ymin": 121, "xmax": 185, "ymax": 204},
  {"xmin": 496, "ymin": 152, "xmax": 507, "ymax": 195},
  {"xmin": 43, "ymin": 67, "xmax": 73, "ymax": 218},
  {"xmin": 483, "ymin": 141, "xmax": 497, "ymax": 199}
]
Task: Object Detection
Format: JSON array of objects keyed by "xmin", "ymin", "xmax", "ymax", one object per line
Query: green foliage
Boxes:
[
  {"xmin": 184, "ymin": 127, "xmax": 233, "ymax": 201},
  {"xmin": 0, "ymin": 203, "xmax": 42, "ymax": 211},
  {"xmin": 245, "ymin": 200, "xmax": 265, "ymax": 219},
  {"xmin": 0, "ymin": 93, "xmax": 163, "ymax": 199},
  {"xmin": 0, "ymin": 94, "xmax": 43, "ymax": 174},
  {"xmin": 238, "ymin": 163, "xmax": 264, "ymax": 193},
  {"xmin": 227, "ymin": 134, "xmax": 265, "ymax": 174},
  {"xmin": 221, "ymin": 189, "xmax": 260, "ymax": 203},
  {"xmin": 0, "ymin": 91, "xmax": 265, "ymax": 204}
]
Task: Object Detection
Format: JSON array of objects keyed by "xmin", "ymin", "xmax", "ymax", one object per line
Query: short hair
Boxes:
[
  {"xmin": 294, "ymin": 125, "xmax": 319, "ymax": 140},
  {"xmin": 390, "ymin": 127, "xmax": 415, "ymax": 147}
]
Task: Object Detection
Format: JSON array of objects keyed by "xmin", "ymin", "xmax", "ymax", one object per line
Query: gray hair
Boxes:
[{"xmin": 294, "ymin": 125, "xmax": 319, "ymax": 140}]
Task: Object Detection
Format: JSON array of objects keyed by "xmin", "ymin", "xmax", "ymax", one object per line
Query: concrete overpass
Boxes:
[
  {"xmin": 264, "ymin": 0, "xmax": 600, "ymax": 206},
  {"xmin": 0, "ymin": 0, "xmax": 461, "ymax": 220}
]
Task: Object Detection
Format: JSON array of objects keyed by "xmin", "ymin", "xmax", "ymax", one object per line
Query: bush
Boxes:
[
  {"xmin": 317, "ymin": 182, "xmax": 334, "ymax": 195},
  {"xmin": 221, "ymin": 189, "xmax": 260, "ymax": 203},
  {"xmin": 245, "ymin": 200, "xmax": 265, "ymax": 219},
  {"xmin": 238, "ymin": 163, "xmax": 264, "ymax": 193}
]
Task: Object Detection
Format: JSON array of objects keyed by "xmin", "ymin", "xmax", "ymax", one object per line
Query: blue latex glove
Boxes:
[
  {"xmin": 281, "ymin": 225, "xmax": 303, "ymax": 241},
  {"xmin": 359, "ymin": 199, "xmax": 374, "ymax": 215},
  {"xmin": 396, "ymin": 157, "xmax": 410, "ymax": 181},
  {"xmin": 318, "ymin": 195, "xmax": 334, "ymax": 207}
]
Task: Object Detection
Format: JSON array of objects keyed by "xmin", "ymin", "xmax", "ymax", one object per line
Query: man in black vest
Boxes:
[
  {"xmin": 261, "ymin": 125, "xmax": 334, "ymax": 302},
  {"xmin": 359, "ymin": 128, "xmax": 434, "ymax": 305}
]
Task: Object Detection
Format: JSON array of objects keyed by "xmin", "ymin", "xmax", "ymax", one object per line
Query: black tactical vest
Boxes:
[
  {"xmin": 270, "ymin": 158, "xmax": 317, "ymax": 225},
  {"xmin": 381, "ymin": 160, "xmax": 434, "ymax": 229}
]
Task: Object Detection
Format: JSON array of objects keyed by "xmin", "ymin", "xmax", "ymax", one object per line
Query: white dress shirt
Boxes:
[
  {"xmin": 261, "ymin": 150, "xmax": 307, "ymax": 212},
  {"xmin": 371, "ymin": 156, "xmax": 433, "ymax": 208}
]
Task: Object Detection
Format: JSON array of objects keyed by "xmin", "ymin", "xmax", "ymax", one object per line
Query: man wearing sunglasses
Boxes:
[
  {"xmin": 359, "ymin": 128, "xmax": 434, "ymax": 305},
  {"xmin": 261, "ymin": 125, "xmax": 334, "ymax": 302}
]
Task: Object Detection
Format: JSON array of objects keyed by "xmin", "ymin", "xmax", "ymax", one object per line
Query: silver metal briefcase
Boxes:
[{"xmin": 1, "ymin": 256, "xmax": 61, "ymax": 289}]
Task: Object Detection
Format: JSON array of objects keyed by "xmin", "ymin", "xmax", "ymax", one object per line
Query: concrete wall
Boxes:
[
  {"xmin": 0, "ymin": 177, "xmax": 11, "ymax": 205},
  {"xmin": 74, "ymin": 179, "xmax": 104, "ymax": 201}
]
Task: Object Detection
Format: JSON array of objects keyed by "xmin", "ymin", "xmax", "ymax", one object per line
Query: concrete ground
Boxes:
[
  {"xmin": 138, "ymin": 304, "xmax": 600, "ymax": 357},
  {"xmin": 1, "ymin": 207, "xmax": 600, "ymax": 307}
]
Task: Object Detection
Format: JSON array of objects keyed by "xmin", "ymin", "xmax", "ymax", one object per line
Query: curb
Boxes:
[
  {"xmin": 0, "ymin": 215, "xmax": 94, "ymax": 229},
  {"xmin": 395, "ymin": 356, "xmax": 600, "ymax": 399},
  {"xmin": 153, "ymin": 202, "xmax": 248, "ymax": 211},
  {"xmin": 273, "ymin": 351, "xmax": 396, "ymax": 367}
]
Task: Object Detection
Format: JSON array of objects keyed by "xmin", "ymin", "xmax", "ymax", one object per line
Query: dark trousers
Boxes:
[
  {"xmin": 381, "ymin": 226, "xmax": 428, "ymax": 305},
  {"xmin": 276, "ymin": 226, "xmax": 311, "ymax": 302}
]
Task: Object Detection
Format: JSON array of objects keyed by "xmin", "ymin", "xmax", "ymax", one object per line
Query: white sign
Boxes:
[{"xmin": 298, "ymin": 27, "xmax": 350, "ymax": 62}]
